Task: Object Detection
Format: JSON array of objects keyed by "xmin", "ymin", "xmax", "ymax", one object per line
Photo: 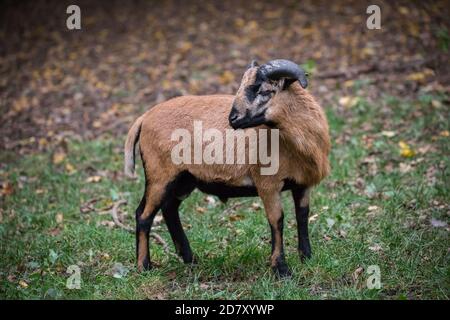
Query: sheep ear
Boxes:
[
  {"xmin": 298, "ymin": 72, "xmax": 308, "ymax": 89},
  {"xmin": 282, "ymin": 78, "xmax": 297, "ymax": 90},
  {"xmin": 248, "ymin": 60, "xmax": 259, "ymax": 69},
  {"xmin": 282, "ymin": 74, "xmax": 308, "ymax": 90}
]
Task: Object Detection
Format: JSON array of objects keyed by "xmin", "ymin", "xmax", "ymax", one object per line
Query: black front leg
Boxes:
[{"xmin": 292, "ymin": 186, "xmax": 312, "ymax": 260}]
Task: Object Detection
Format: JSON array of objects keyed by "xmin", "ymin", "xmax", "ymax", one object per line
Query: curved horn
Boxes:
[{"xmin": 259, "ymin": 59, "xmax": 308, "ymax": 88}]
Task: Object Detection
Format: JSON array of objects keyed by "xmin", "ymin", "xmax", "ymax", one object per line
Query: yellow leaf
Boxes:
[
  {"xmin": 219, "ymin": 71, "xmax": 235, "ymax": 85},
  {"xmin": 339, "ymin": 96, "xmax": 358, "ymax": 109},
  {"xmin": 398, "ymin": 141, "xmax": 416, "ymax": 158},
  {"xmin": 399, "ymin": 7, "xmax": 409, "ymax": 15},
  {"xmin": 38, "ymin": 138, "xmax": 48, "ymax": 147},
  {"xmin": 86, "ymin": 176, "xmax": 102, "ymax": 183},
  {"xmin": 65, "ymin": 163, "xmax": 76, "ymax": 174},
  {"xmin": 406, "ymin": 68, "xmax": 434, "ymax": 83},
  {"xmin": 361, "ymin": 47, "xmax": 375, "ymax": 57},
  {"xmin": 234, "ymin": 18, "xmax": 245, "ymax": 28},
  {"xmin": 401, "ymin": 148, "xmax": 415, "ymax": 158},
  {"xmin": 343, "ymin": 80, "xmax": 354, "ymax": 88},
  {"xmin": 439, "ymin": 130, "xmax": 449, "ymax": 137},
  {"xmin": 178, "ymin": 41, "xmax": 193, "ymax": 54},
  {"xmin": 52, "ymin": 152, "xmax": 66, "ymax": 164},
  {"xmin": 19, "ymin": 280, "xmax": 28, "ymax": 288}
]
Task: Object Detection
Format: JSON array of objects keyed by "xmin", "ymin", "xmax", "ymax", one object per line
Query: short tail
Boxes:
[{"xmin": 124, "ymin": 114, "xmax": 145, "ymax": 178}]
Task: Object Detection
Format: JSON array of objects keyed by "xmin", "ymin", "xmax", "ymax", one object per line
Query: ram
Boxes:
[{"xmin": 124, "ymin": 59, "xmax": 330, "ymax": 277}]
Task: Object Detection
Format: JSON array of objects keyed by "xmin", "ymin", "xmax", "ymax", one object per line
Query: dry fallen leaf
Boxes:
[
  {"xmin": 352, "ymin": 266, "xmax": 364, "ymax": 281},
  {"xmin": 200, "ymin": 283, "xmax": 210, "ymax": 290},
  {"xmin": 219, "ymin": 70, "xmax": 235, "ymax": 85},
  {"xmin": 48, "ymin": 227, "xmax": 61, "ymax": 237},
  {"xmin": 229, "ymin": 214, "xmax": 244, "ymax": 222},
  {"xmin": 18, "ymin": 280, "xmax": 29, "ymax": 288},
  {"xmin": 338, "ymin": 229, "xmax": 347, "ymax": 238},
  {"xmin": 55, "ymin": 213, "xmax": 64, "ymax": 224},
  {"xmin": 101, "ymin": 253, "xmax": 111, "ymax": 260},
  {"xmin": 65, "ymin": 163, "xmax": 76, "ymax": 174},
  {"xmin": 52, "ymin": 152, "xmax": 66, "ymax": 164},
  {"xmin": 35, "ymin": 189, "xmax": 46, "ymax": 194},
  {"xmin": 381, "ymin": 131, "xmax": 396, "ymax": 138},
  {"xmin": 406, "ymin": 69, "xmax": 434, "ymax": 83},
  {"xmin": 100, "ymin": 220, "xmax": 115, "ymax": 228},
  {"xmin": 0, "ymin": 182, "xmax": 14, "ymax": 197},
  {"xmin": 86, "ymin": 175, "xmax": 102, "ymax": 183},
  {"xmin": 196, "ymin": 206, "xmax": 206, "ymax": 214},
  {"xmin": 251, "ymin": 202, "xmax": 262, "ymax": 210},
  {"xmin": 368, "ymin": 244, "xmax": 382, "ymax": 252},
  {"xmin": 339, "ymin": 96, "xmax": 359, "ymax": 109},
  {"xmin": 308, "ymin": 214, "xmax": 319, "ymax": 223},
  {"xmin": 399, "ymin": 163, "xmax": 413, "ymax": 173}
]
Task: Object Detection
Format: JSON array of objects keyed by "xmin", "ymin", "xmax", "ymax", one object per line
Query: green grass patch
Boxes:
[{"xmin": 0, "ymin": 94, "xmax": 449, "ymax": 299}]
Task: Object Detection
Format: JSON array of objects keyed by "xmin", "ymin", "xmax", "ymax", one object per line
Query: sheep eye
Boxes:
[{"xmin": 245, "ymin": 84, "xmax": 261, "ymax": 102}]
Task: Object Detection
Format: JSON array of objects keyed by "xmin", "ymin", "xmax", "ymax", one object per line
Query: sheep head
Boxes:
[{"xmin": 229, "ymin": 59, "xmax": 308, "ymax": 129}]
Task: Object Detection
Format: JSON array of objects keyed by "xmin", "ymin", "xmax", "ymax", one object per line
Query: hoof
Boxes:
[
  {"xmin": 273, "ymin": 264, "xmax": 292, "ymax": 278},
  {"xmin": 137, "ymin": 257, "xmax": 152, "ymax": 272},
  {"xmin": 299, "ymin": 249, "xmax": 312, "ymax": 262},
  {"xmin": 183, "ymin": 253, "xmax": 199, "ymax": 265}
]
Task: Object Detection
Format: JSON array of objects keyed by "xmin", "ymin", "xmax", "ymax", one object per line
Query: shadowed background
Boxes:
[{"xmin": 1, "ymin": 0, "xmax": 448, "ymax": 153}]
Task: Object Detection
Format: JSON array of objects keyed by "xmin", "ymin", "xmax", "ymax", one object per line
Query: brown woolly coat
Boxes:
[{"xmin": 125, "ymin": 83, "xmax": 330, "ymax": 194}]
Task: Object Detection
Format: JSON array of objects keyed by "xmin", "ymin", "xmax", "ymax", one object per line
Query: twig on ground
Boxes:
[
  {"xmin": 110, "ymin": 199, "xmax": 182, "ymax": 262},
  {"xmin": 111, "ymin": 199, "xmax": 133, "ymax": 232},
  {"xmin": 221, "ymin": 199, "xmax": 253, "ymax": 215}
]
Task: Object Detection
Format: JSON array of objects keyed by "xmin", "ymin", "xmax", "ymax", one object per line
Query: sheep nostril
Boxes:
[
  {"xmin": 229, "ymin": 108, "xmax": 239, "ymax": 123},
  {"xmin": 230, "ymin": 114, "xmax": 238, "ymax": 122}
]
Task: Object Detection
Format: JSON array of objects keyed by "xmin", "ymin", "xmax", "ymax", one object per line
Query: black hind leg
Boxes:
[
  {"xmin": 292, "ymin": 186, "xmax": 312, "ymax": 260},
  {"xmin": 161, "ymin": 197, "xmax": 195, "ymax": 264}
]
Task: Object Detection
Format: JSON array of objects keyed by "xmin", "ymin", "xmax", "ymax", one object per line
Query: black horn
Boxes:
[{"xmin": 259, "ymin": 59, "xmax": 308, "ymax": 89}]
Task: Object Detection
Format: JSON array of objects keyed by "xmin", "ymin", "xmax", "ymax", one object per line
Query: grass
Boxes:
[{"xmin": 0, "ymin": 92, "xmax": 449, "ymax": 300}]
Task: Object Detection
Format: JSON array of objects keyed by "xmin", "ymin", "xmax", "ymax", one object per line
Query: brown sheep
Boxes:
[{"xmin": 124, "ymin": 59, "xmax": 330, "ymax": 277}]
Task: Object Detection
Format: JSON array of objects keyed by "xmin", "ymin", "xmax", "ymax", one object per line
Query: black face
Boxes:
[
  {"xmin": 229, "ymin": 67, "xmax": 281, "ymax": 129},
  {"xmin": 228, "ymin": 105, "xmax": 268, "ymax": 129}
]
